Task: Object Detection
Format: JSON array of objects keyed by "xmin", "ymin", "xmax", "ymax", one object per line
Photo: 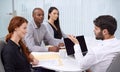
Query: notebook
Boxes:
[{"xmin": 64, "ymin": 35, "xmax": 88, "ymax": 56}]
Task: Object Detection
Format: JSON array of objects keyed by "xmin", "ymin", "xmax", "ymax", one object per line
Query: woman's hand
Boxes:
[
  {"xmin": 68, "ymin": 35, "xmax": 79, "ymax": 44},
  {"xmin": 29, "ymin": 53, "xmax": 39, "ymax": 65},
  {"xmin": 31, "ymin": 58, "xmax": 39, "ymax": 65}
]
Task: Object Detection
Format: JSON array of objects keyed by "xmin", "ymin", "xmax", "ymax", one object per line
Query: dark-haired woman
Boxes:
[{"xmin": 45, "ymin": 7, "xmax": 67, "ymax": 43}]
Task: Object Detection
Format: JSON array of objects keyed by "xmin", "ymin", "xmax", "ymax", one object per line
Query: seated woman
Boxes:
[
  {"xmin": 45, "ymin": 7, "xmax": 67, "ymax": 46},
  {"xmin": 1, "ymin": 16, "xmax": 39, "ymax": 72}
]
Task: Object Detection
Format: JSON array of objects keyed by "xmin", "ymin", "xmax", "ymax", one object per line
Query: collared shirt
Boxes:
[
  {"xmin": 1, "ymin": 39, "xmax": 31, "ymax": 72},
  {"xmin": 74, "ymin": 38, "xmax": 120, "ymax": 72},
  {"xmin": 25, "ymin": 20, "xmax": 60, "ymax": 52}
]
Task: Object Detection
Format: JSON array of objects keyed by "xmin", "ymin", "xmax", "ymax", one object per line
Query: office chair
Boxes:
[
  {"xmin": 0, "ymin": 38, "xmax": 6, "ymax": 72},
  {"xmin": 106, "ymin": 53, "xmax": 120, "ymax": 72}
]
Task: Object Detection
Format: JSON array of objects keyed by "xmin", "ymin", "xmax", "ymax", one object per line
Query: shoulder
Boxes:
[
  {"xmin": 109, "ymin": 38, "xmax": 120, "ymax": 46},
  {"xmin": 27, "ymin": 20, "xmax": 38, "ymax": 29},
  {"xmin": 41, "ymin": 24, "xmax": 47, "ymax": 29},
  {"xmin": 3, "ymin": 40, "xmax": 17, "ymax": 51},
  {"xmin": 43, "ymin": 22, "xmax": 53, "ymax": 32},
  {"xmin": 2, "ymin": 43, "xmax": 15, "ymax": 55},
  {"xmin": 43, "ymin": 21, "xmax": 51, "ymax": 27},
  {"xmin": 27, "ymin": 21, "xmax": 34, "ymax": 28},
  {"xmin": 26, "ymin": 21, "xmax": 36, "ymax": 33}
]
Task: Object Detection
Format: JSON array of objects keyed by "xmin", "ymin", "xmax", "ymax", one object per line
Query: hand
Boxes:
[
  {"xmin": 58, "ymin": 43, "xmax": 64, "ymax": 47},
  {"xmin": 48, "ymin": 46, "xmax": 59, "ymax": 52},
  {"xmin": 31, "ymin": 58, "xmax": 39, "ymax": 65},
  {"xmin": 68, "ymin": 35, "xmax": 79, "ymax": 44}
]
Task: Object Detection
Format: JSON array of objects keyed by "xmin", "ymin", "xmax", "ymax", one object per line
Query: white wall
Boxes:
[
  {"xmin": 43, "ymin": 0, "xmax": 120, "ymax": 38},
  {"xmin": 0, "ymin": 0, "xmax": 120, "ymax": 39},
  {"xmin": 43, "ymin": 0, "xmax": 83, "ymax": 36},
  {"xmin": 0, "ymin": 0, "xmax": 13, "ymax": 38},
  {"xmin": 111, "ymin": 0, "xmax": 120, "ymax": 39},
  {"xmin": 14, "ymin": 0, "xmax": 45, "ymax": 21}
]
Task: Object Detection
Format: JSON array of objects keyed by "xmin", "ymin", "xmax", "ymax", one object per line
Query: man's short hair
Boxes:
[
  {"xmin": 32, "ymin": 8, "xmax": 43, "ymax": 15},
  {"xmin": 94, "ymin": 15, "xmax": 117, "ymax": 35}
]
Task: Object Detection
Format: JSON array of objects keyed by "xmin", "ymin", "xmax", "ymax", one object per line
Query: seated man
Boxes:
[
  {"xmin": 25, "ymin": 8, "xmax": 63, "ymax": 52},
  {"xmin": 24, "ymin": 8, "xmax": 64, "ymax": 72},
  {"xmin": 68, "ymin": 15, "xmax": 120, "ymax": 72}
]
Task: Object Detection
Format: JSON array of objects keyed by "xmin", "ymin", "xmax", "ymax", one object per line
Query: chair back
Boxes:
[
  {"xmin": 106, "ymin": 53, "xmax": 120, "ymax": 72},
  {"xmin": 0, "ymin": 38, "xmax": 6, "ymax": 72}
]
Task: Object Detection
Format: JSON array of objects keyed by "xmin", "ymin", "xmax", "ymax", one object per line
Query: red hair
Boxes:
[{"xmin": 6, "ymin": 16, "xmax": 33, "ymax": 62}]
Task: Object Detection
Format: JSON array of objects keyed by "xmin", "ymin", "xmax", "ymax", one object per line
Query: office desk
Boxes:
[{"xmin": 32, "ymin": 52, "xmax": 82, "ymax": 72}]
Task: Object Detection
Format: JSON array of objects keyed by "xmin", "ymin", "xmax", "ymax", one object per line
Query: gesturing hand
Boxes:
[{"xmin": 68, "ymin": 35, "xmax": 79, "ymax": 44}]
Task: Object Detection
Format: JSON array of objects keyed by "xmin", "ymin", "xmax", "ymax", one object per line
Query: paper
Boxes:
[
  {"xmin": 32, "ymin": 52, "xmax": 63, "ymax": 67},
  {"xmin": 39, "ymin": 59, "xmax": 58, "ymax": 65}
]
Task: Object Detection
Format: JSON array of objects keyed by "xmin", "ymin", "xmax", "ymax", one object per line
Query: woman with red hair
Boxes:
[{"xmin": 1, "ymin": 16, "xmax": 38, "ymax": 72}]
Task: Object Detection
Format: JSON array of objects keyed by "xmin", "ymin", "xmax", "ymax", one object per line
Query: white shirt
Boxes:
[{"xmin": 74, "ymin": 38, "xmax": 120, "ymax": 72}]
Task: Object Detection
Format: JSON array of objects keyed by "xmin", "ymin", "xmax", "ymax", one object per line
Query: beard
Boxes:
[{"xmin": 95, "ymin": 31, "xmax": 104, "ymax": 40}]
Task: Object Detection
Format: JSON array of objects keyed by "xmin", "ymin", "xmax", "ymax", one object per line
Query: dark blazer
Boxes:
[{"xmin": 1, "ymin": 39, "xmax": 31, "ymax": 72}]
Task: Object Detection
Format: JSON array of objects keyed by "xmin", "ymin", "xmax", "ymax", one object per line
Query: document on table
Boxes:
[{"xmin": 32, "ymin": 52, "xmax": 63, "ymax": 67}]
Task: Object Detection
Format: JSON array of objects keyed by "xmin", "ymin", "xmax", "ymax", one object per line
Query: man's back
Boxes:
[{"xmin": 90, "ymin": 38, "xmax": 120, "ymax": 72}]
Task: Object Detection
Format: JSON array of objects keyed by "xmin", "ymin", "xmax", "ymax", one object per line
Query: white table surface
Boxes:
[{"xmin": 32, "ymin": 52, "xmax": 82, "ymax": 72}]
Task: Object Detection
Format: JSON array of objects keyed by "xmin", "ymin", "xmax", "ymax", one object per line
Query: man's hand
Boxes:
[
  {"xmin": 68, "ymin": 35, "xmax": 79, "ymax": 44},
  {"xmin": 58, "ymin": 43, "xmax": 64, "ymax": 47},
  {"xmin": 48, "ymin": 46, "xmax": 59, "ymax": 52}
]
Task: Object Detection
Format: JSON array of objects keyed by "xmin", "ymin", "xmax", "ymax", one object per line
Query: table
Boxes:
[{"xmin": 31, "ymin": 52, "xmax": 82, "ymax": 72}]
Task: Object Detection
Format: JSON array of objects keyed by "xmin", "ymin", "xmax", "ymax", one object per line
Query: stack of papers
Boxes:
[{"xmin": 32, "ymin": 52, "xmax": 63, "ymax": 67}]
